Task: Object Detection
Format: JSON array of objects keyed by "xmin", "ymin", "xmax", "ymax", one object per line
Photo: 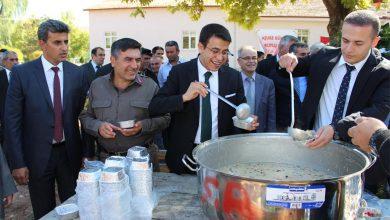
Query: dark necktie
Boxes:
[
  {"xmin": 96, "ymin": 65, "xmax": 101, "ymax": 73},
  {"xmin": 52, "ymin": 66, "xmax": 63, "ymax": 142},
  {"xmin": 201, "ymin": 71, "xmax": 212, "ymax": 142},
  {"xmin": 331, "ymin": 64, "xmax": 356, "ymax": 125}
]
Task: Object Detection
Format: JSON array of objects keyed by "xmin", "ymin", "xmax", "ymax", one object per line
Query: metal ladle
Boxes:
[
  {"xmin": 206, "ymin": 88, "xmax": 251, "ymax": 120},
  {"xmin": 286, "ymin": 70, "xmax": 316, "ymax": 141}
]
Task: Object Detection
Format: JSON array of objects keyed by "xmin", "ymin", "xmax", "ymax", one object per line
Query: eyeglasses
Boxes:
[
  {"xmin": 239, "ymin": 56, "xmax": 258, "ymax": 61},
  {"xmin": 206, "ymin": 47, "xmax": 233, "ymax": 57}
]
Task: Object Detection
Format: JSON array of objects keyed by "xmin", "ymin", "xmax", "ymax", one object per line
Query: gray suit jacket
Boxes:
[
  {"xmin": 0, "ymin": 145, "xmax": 16, "ymax": 218},
  {"xmin": 253, "ymin": 73, "xmax": 276, "ymax": 132}
]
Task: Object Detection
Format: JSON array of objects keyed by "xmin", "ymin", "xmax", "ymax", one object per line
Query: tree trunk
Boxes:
[{"xmin": 322, "ymin": 0, "xmax": 353, "ymax": 46}]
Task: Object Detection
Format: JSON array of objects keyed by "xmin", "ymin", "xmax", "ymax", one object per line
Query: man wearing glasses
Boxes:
[
  {"xmin": 149, "ymin": 23, "xmax": 259, "ymax": 174},
  {"xmin": 237, "ymin": 46, "xmax": 276, "ymax": 132},
  {"xmin": 0, "ymin": 50, "xmax": 19, "ymax": 144}
]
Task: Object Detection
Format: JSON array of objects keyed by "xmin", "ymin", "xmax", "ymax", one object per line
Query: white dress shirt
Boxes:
[
  {"xmin": 314, "ymin": 50, "xmax": 371, "ymax": 130},
  {"xmin": 41, "ymin": 55, "xmax": 65, "ymax": 142},
  {"xmin": 194, "ymin": 59, "xmax": 219, "ymax": 144},
  {"xmin": 5, "ymin": 69, "xmax": 11, "ymax": 82},
  {"xmin": 91, "ymin": 60, "xmax": 99, "ymax": 72}
]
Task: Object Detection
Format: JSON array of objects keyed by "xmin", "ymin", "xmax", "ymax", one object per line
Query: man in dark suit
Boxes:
[
  {"xmin": 3, "ymin": 19, "xmax": 88, "ymax": 219},
  {"xmin": 279, "ymin": 10, "xmax": 389, "ymax": 149},
  {"xmin": 237, "ymin": 46, "xmax": 276, "ymax": 132},
  {"xmin": 81, "ymin": 47, "xmax": 105, "ymax": 87},
  {"xmin": 0, "ymin": 50, "xmax": 19, "ymax": 144},
  {"xmin": 149, "ymin": 24, "xmax": 258, "ymax": 174},
  {"xmin": 80, "ymin": 47, "xmax": 105, "ymax": 159},
  {"xmin": 256, "ymin": 35, "xmax": 301, "ymax": 130}
]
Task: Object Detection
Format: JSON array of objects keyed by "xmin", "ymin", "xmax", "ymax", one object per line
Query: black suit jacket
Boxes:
[
  {"xmin": 287, "ymin": 47, "xmax": 390, "ymax": 134},
  {"xmin": 0, "ymin": 69, "xmax": 8, "ymax": 143},
  {"xmin": 149, "ymin": 58, "xmax": 246, "ymax": 174},
  {"xmin": 3, "ymin": 58, "xmax": 88, "ymax": 178},
  {"xmin": 80, "ymin": 61, "xmax": 98, "ymax": 88},
  {"xmin": 257, "ymin": 55, "xmax": 302, "ymax": 128},
  {"xmin": 96, "ymin": 63, "xmax": 113, "ymax": 77}
]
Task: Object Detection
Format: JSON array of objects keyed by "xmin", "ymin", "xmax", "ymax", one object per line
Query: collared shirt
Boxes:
[
  {"xmin": 79, "ymin": 73, "xmax": 170, "ymax": 152},
  {"xmin": 314, "ymin": 50, "xmax": 371, "ymax": 130},
  {"xmin": 5, "ymin": 69, "xmax": 11, "ymax": 82},
  {"xmin": 157, "ymin": 57, "xmax": 186, "ymax": 87},
  {"xmin": 41, "ymin": 55, "xmax": 65, "ymax": 143},
  {"xmin": 91, "ymin": 60, "xmax": 100, "ymax": 72},
  {"xmin": 194, "ymin": 58, "xmax": 219, "ymax": 144},
  {"xmin": 295, "ymin": 76, "xmax": 307, "ymax": 102},
  {"xmin": 241, "ymin": 72, "xmax": 256, "ymax": 113}
]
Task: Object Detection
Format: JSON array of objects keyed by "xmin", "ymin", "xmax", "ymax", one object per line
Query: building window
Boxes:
[
  {"xmin": 296, "ymin": 29, "xmax": 309, "ymax": 44},
  {"xmin": 105, "ymin": 32, "xmax": 117, "ymax": 49},
  {"xmin": 182, "ymin": 31, "xmax": 197, "ymax": 49}
]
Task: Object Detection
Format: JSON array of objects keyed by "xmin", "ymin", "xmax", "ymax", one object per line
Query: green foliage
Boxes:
[
  {"xmin": 0, "ymin": 0, "xmax": 28, "ymax": 45},
  {"xmin": 377, "ymin": 23, "xmax": 389, "ymax": 54},
  {"xmin": 10, "ymin": 17, "xmax": 45, "ymax": 61},
  {"xmin": 61, "ymin": 12, "xmax": 90, "ymax": 64}
]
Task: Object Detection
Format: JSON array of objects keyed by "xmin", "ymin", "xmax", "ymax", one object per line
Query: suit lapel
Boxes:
[
  {"xmin": 33, "ymin": 59, "xmax": 54, "ymax": 110},
  {"xmin": 62, "ymin": 62, "xmax": 71, "ymax": 112},
  {"xmin": 188, "ymin": 59, "xmax": 200, "ymax": 121},
  {"xmin": 218, "ymin": 66, "xmax": 230, "ymax": 127},
  {"xmin": 254, "ymin": 74, "xmax": 264, "ymax": 114},
  {"xmin": 346, "ymin": 51, "xmax": 376, "ymax": 114}
]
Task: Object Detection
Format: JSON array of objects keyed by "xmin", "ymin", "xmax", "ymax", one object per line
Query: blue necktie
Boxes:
[
  {"xmin": 331, "ymin": 64, "xmax": 356, "ymax": 125},
  {"xmin": 201, "ymin": 71, "xmax": 212, "ymax": 142},
  {"xmin": 245, "ymin": 77, "xmax": 255, "ymax": 114}
]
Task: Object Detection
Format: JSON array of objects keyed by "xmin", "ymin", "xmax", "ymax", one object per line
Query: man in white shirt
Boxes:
[
  {"xmin": 4, "ymin": 19, "xmax": 88, "ymax": 218},
  {"xmin": 157, "ymin": 40, "xmax": 186, "ymax": 87},
  {"xmin": 279, "ymin": 10, "xmax": 389, "ymax": 148}
]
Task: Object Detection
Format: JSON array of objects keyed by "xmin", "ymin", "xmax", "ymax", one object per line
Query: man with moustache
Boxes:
[
  {"xmin": 3, "ymin": 19, "xmax": 88, "ymax": 218},
  {"xmin": 149, "ymin": 24, "xmax": 259, "ymax": 174},
  {"xmin": 157, "ymin": 41, "xmax": 186, "ymax": 87}
]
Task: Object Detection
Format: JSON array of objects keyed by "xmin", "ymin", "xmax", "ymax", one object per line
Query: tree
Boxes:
[
  {"xmin": 122, "ymin": 0, "xmax": 382, "ymax": 46},
  {"xmin": 61, "ymin": 12, "xmax": 90, "ymax": 64},
  {"xmin": 0, "ymin": 0, "xmax": 28, "ymax": 45},
  {"xmin": 11, "ymin": 17, "xmax": 45, "ymax": 61}
]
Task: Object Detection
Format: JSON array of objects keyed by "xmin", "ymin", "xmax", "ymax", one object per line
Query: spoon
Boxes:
[{"xmin": 205, "ymin": 87, "xmax": 251, "ymax": 120}]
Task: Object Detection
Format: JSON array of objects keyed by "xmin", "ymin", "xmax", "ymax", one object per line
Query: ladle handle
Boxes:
[
  {"xmin": 206, "ymin": 88, "xmax": 237, "ymax": 109},
  {"xmin": 287, "ymin": 70, "xmax": 295, "ymax": 128}
]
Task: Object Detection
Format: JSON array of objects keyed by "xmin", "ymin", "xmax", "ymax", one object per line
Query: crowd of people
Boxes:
[{"xmin": 0, "ymin": 9, "xmax": 389, "ymax": 219}]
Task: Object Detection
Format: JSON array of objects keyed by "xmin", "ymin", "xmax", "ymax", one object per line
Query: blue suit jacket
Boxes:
[
  {"xmin": 253, "ymin": 73, "xmax": 276, "ymax": 132},
  {"xmin": 3, "ymin": 57, "xmax": 88, "ymax": 178}
]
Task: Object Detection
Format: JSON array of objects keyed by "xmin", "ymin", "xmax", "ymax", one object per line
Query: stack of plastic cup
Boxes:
[{"xmin": 76, "ymin": 168, "xmax": 102, "ymax": 220}]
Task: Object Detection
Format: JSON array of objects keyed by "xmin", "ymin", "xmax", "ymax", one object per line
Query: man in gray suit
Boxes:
[
  {"xmin": 237, "ymin": 46, "xmax": 276, "ymax": 132},
  {"xmin": 0, "ymin": 145, "xmax": 16, "ymax": 218}
]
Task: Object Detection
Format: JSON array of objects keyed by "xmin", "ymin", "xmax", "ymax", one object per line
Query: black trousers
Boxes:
[{"xmin": 28, "ymin": 143, "xmax": 77, "ymax": 219}]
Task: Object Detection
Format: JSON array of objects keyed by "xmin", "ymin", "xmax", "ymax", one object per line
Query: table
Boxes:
[{"xmin": 41, "ymin": 172, "xmax": 206, "ymax": 219}]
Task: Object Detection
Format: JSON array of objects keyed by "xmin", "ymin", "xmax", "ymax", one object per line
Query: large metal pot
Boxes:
[{"xmin": 183, "ymin": 133, "xmax": 376, "ymax": 220}]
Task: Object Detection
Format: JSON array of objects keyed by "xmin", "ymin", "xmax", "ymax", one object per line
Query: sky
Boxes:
[{"xmin": 22, "ymin": 0, "xmax": 100, "ymax": 29}]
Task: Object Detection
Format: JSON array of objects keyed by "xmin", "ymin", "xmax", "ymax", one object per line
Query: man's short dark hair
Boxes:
[
  {"xmin": 141, "ymin": 48, "xmax": 153, "ymax": 56},
  {"xmin": 37, "ymin": 19, "xmax": 70, "ymax": 42},
  {"xmin": 199, "ymin": 23, "xmax": 231, "ymax": 47},
  {"xmin": 0, "ymin": 49, "xmax": 7, "ymax": 53},
  {"xmin": 257, "ymin": 51, "xmax": 264, "ymax": 57},
  {"xmin": 289, "ymin": 42, "xmax": 309, "ymax": 53},
  {"xmin": 152, "ymin": 46, "xmax": 164, "ymax": 54},
  {"xmin": 165, "ymin": 41, "xmax": 179, "ymax": 51},
  {"xmin": 91, "ymin": 47, "xmax": 104, "ymax": 56},
  {"xmin": 111, "ymin": 38, "xmax": 142, "ymax": 58},
  {"xmin": 344, "ymin": 10, "xmax": 380, "ymax": 38}
]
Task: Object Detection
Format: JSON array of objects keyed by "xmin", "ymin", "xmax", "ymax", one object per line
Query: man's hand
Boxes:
[
  {"xmin": 348, "ymin": 117, "xmax": 387, "ymax": 153},
  {"xmin": 3, "ymin": 194, "xmax": 14, "ymax": 207},
  {"xmin": 246, "ymin": 115, "xmax": 259, "ymax": 131},
  {"xmin": 182, "ymin": 82, "xmax": 208, "ymax": 102},
  {"xmin": 279, "ymin": 53, "xmax": 298, "ymax": 73},
  {"xmin": 12, "ymin": 167, "xmax": 29, "ymax": 185},
  {"xmin": 120, "ymin": 121, "xmax": 142, "ymax": 137},
  {"xmin": 306, "ymin": 125, "xmax": 334, "ymax": 148},
  {"xmin": 98, "ymin": 122, "xmax": 121, "ymax": 138}
]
